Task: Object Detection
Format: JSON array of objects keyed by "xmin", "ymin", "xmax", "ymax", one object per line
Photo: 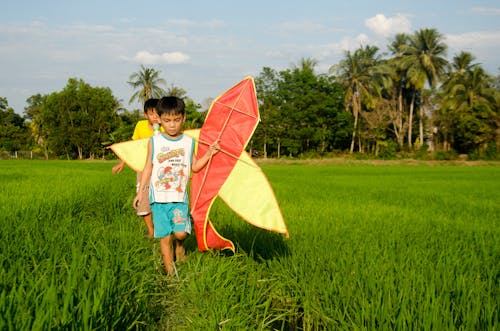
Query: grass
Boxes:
[{"xmin": 0, "ymin": 159, "xmax": 499, "ymax": 330}]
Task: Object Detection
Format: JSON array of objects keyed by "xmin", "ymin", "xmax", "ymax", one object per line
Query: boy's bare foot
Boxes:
[
  {"xmin": 166, "ymin": 263, "xmax": 175, "ymax": 276},
  {"xmin": 175, "ymin": 245, "xmax": 186, "ymax": 262}
]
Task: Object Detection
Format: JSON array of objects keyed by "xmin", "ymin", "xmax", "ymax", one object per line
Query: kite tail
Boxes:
[
  {"xmin": 205, "ymin": 220, "xmax": 235, "ymax": 251},
  {"xmin": 193, "ymin": 217, "xmax": 234, "ymax": 252}
]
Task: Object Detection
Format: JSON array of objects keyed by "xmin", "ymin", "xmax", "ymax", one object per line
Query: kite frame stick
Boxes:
[
  {"xmin": 191, "ymin": 80, "xmax": 258, "ymax": 213},
  {"xmin": 195, "ymin": 137, "xmax": 258, "ymax": 168}
]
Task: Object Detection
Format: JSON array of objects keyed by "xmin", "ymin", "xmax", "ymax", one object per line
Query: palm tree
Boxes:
[
  {"xmin": 433, "ymin": 52, "xmax": 480, "ymax": 151},
  {"xmin": 447, "ymin": 67, "xmax": 499, "ymax": 151},
  {"xmin": 293, "ymin": 57, "xmax": 318, "ymax": 73},
  {"xmin": 442, "ymin": 51, "xmax": 478, "ymax": 91},
  {"xmin": 387, "ymin": 33, "xmax": 410, "ymax": 148},
  {"xmin": 451, "ymin": 51, "xmax": 478, "ymax": 74},
  {"xmin": 166, "ymin": 85, "xmax": 187, "ymax": 98},
  {"xmin": 331, "ymin": 45, "xmax": 386, "ymax": 153},
  {"xmin": 128, "ymin": 65, "xmax": 167, "ymax": 106},
  {"xmin": 399, "ymin": 28, "xmax": 448, "ymax": 148}
]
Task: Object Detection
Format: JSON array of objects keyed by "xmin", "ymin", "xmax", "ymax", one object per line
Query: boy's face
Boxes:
[
  {"xmin": 159, "ymin": 113, "xmax": 185, "ymax": 138},
  {"xmin": 144, "ymin": 108, "xmax": 159, "ymax": 124}
]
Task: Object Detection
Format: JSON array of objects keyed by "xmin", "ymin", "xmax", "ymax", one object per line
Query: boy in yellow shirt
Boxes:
[{"xmin": 112, "ymin": 98, "xmax": 163, "ymax": 237}]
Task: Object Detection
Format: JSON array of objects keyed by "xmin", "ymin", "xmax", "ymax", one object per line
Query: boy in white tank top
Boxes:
[{"xmin": 134, "ymin": 96, "xmax": 220, "ymax": 276}]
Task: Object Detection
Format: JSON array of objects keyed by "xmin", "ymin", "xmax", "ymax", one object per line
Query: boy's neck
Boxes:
[{"xmin": 163, "ymin": 132, "xmax": 182, "ymax": 139}]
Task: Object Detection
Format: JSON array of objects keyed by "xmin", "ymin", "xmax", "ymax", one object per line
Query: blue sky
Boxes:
[{"xmin": 1, "ymin": 0, "xmax": 499, "ymax": 114}]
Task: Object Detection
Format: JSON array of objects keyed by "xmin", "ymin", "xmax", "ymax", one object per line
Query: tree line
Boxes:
[{"xmin": 1, "ymin": 28, "xmax": 499, "ymax": 160}]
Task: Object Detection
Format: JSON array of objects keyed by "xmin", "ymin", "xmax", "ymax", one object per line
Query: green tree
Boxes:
[
  {"xmin": 387, "ymin": 33, "xmax": 411, "ymax": 149},
  {"xmin": 183, "ymin": 98, "xmax": 205, "ymax": 130},
  {"xmin": 107, "ymin": 108, "xmax": 143, "ymax": 146},
  {"xmin": 128, "ymin": 65, "xmax": 167, "ymax": 106},
  {"xmin": 166, "ymin": 85, "xmax": 187, "ymax": 98},
  {"xmin": 399, "ymin": 28, "xmax": 448, "ymax": 148},
  {"xmin": 255, "ymin": 67, "xmax": 281, "ymax": 157},
  {"xmin": 24, "ymin": 94, "xmax": 49, "ymax": 158},
  {"xmin": 432, "ymin": 52, "xmax": 478, "ymax": 152},
  {"xmin": 439, "ymin": 65, "xmax": 500, "ymax": 155},
  {"xmin": 0, "ymin": 97, "xmax": 31, "ymax": 153},
  {"xmin": 255, "ymin": 58, "xmax": 346, "ymax": 157},
  {"xmin": 331, "ymin": 45, "xmax": 386, "ymax": 153},
  {"xmin": 38, "ymin": 78, "xmax": 120, "ymax": 159}
]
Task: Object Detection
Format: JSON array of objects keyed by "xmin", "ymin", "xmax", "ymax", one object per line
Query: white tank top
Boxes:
[{"xmin": 149, "ymin": 133, "xmax": 194, "ymax": 203}]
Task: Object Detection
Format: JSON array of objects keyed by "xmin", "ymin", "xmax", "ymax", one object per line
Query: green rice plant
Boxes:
[
  {"xmin": 0, "ymin": 160, "xmax": 163, "ymax": 330},
  {"xmin": 167, "ymin": 164, "xmax": 499, "ymax": 330},
  {"xmin": 1, "ymin": 160, "xmax": 499, "ymax": 330}
]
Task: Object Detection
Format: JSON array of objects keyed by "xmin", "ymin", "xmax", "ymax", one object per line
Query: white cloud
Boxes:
[
  {"xmin": 131, "ymin": 51, "xmax": 190, "ymax": 64},
  {"xmin": 339, "ymin": 33, "xmax": 370, "ymax": 51},
  {"xmin": 365, "ymin": 14, "xmax": 411, "ymax": 37},
  {"xmin": 446, "ymin": 30, "xmax": 500, "ymax": 51},
  {"xmin": 165, "ymin": 18, "xmax": 224, "ymax": 28},
  {"xmin": 446, "ymin": 30, "xmax": 500, "ymax": 72},
  {"xmin": 71, "ymin": 24, "xmax": 115, "ymax": 32},
  {"xmin": 471, "ymin": 7, "xmax": 500, "ymax": 15},
  {"xmin": 309, "ymin": 33, "xmax": 371, "ymax": 67}
]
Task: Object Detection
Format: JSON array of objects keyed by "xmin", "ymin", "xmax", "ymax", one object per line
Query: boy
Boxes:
[
  {"xmin": 133, "ymin": 96, "xmax": 219, "ymax": 275},
  {"xmin": 112, "ymin": 98, "xmax": 162, "ymax": 237}
]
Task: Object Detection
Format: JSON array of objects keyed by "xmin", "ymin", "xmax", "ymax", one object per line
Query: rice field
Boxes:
[{"xmin": 0, "ymin": 159, "xmax": 499, "ymax": 330}]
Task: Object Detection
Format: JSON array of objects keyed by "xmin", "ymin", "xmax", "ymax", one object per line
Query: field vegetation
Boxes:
[{"xmin": 0, "ymin": 159, "xmax": 498, "ymax": 330}]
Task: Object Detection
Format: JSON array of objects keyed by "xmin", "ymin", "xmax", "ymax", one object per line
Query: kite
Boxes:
[
  {"xmin": 108, "ymin": 76, "xmax": 288, "ymax": 252},
  {"xmin": 108, "ymin": 138, "xmax": 149, "ymax": 172}
]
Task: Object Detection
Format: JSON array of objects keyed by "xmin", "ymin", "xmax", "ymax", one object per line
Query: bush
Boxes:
[
  {"xmin": 433, "ymin": 150, "xmax": 459, "ymax": 160},
  {"xmin": 377, "ymin": 140, "xmax": 397, "ymax": 159},
  {"xmin": 484, "ymin": 142, "xmax": 498, "ymax": 160}
]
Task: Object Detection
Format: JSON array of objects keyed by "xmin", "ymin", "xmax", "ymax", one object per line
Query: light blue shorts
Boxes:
[{"xmin": 151, "ymin": 202, "xmax": 192, "ymax": 238}]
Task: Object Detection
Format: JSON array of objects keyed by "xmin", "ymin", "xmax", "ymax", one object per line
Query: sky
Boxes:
[{"xmin": 1, "ymin": 0, "xmax": 500, "ymax": 115}]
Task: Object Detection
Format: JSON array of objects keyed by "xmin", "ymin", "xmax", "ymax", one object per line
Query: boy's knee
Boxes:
[{"xmin": 174, "ymin": 231, "xmax": 189, "ymax": 240}]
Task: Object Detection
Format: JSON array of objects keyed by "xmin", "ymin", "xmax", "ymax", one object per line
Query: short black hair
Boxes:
[
  {"xmin": 157, "ymin": 96, "xmax": 185, "ymax": 116},
  {"xmin": 144, "ymin": 98, "xmax": 159, "ymax": 113}
]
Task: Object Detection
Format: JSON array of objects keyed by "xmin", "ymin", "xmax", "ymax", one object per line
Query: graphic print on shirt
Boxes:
[{"xmin": 154, "ymin": 147, "xmax": 188, "ymax": 194}]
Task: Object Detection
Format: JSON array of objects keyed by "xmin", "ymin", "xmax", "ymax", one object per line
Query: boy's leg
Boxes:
[
  {"xmin": 171, "ymin": 202, "xmax": 191, "ymax": 263},
  {"xmin": 159, "ymin": 234, "xmax": 175, "ymax": 275},
  {"xmin": 174, "ymin": 231, "xmax": 188, "ymax": 262},
  {"xmin": 143, "ymin": 213, "xmax": 154, "ymax": 238},
  {"xmin": 136, "ymin": 180, "xmax": 153, "ymax": 237}
]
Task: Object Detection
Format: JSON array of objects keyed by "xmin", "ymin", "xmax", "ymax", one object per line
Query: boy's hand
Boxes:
[
  {"xmin": 133, "ymin": 193, "xmax": 141, "ymax": 210},
  {"xmin": 209, "ymin": 141, "xmax": 220, "ymax": 156},
  {"xmin": 112, "ymin": 161, "xmax": 125, "ymax": 174}
]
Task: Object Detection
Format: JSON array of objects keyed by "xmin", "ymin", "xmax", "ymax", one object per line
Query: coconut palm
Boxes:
[
  {"xmin": 451, "ymin": 51, "xmax": 478, "ymax": 74},
  {"xmin": 433, "ymin": 52, "xmax": 479, "ymax": 151},
  {"xmin": 293, "ymin": 57, "xmax": 318, "ymax": 73},
  {"xmin": 428, "ymin": 51, "xmax": 499, "ymax": 154},
  {"xmin": 387, "ymin": 33, "xmax": 410, "ymax": 148},
  {"xmin": 399, "ymin": 28, "xmax": 448, "ymax": 148},
  {"xmin": 166, "ymin": 85, "xmax": 187, "ymax": 98},
  {"xmin": 438, "ymin": 63, "xmax": 500, "ymax": 153},
  {"xmin": 442, "ymin": 51, "xmax": 478, "ymax": 91},
  {"xmin": 331, "ymin": 45, "xmax": 386, "ymax": 153},
  {"xmin": 128, "ymin": 65, "xmax": 167, "ymax": 106}
]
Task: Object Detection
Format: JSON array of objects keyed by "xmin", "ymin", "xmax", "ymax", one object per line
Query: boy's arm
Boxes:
[
  {"xmin": 133, "ymin": 140, "xmax": 153, "ymax": 208},
  {"xmin": 192, "ymin": 141, "xmax": 220, "ymax": 173},
  {"xmin": 112, "ymin": 122, "xmax": 141, "ymax": 174}
]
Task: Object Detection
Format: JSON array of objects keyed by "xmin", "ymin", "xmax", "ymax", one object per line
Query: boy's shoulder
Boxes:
[
  {"xmin": 132, "ymin": 120, "xmax": 152, "ymax": 140},
  {"xmin": 135, "ymin": 120, "xmax": 149, "ymax": 128}
]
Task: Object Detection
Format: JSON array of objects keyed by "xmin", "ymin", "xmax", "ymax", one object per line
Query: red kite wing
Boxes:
[{"xmin": 190, "ymin": 77, "xmax": 260, "ymax": 251}]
